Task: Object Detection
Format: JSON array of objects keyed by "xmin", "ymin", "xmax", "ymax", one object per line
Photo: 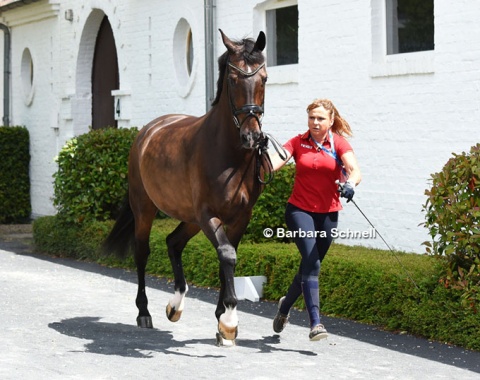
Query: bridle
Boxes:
[
  {"xmin": 225, "ymin": 59, "xmax": 287, "ymax": 184},
  {"xmin": 226, "ymin": 60, "xmax": 266, "ymax": 130}
]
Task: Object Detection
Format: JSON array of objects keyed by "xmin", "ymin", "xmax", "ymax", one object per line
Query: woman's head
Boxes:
[{"xmin": 306, "ymin": 99, "xmax": 353, "ymax": 137}]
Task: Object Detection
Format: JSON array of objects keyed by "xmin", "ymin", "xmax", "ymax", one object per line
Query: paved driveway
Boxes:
[{"xmin": 0, "ymin": 238, "xmax": 479, "ymax": 380}]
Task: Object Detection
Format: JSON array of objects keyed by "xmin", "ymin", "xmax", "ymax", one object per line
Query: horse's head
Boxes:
[{"xmin": 219, "ymin": 29, "xmax": 267, "ymax": 150}]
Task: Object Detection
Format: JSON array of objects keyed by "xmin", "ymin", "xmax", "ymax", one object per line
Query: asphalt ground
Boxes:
[{"xmin": 1, "ymin": 237, "xmax": 480, "ymax": 380}]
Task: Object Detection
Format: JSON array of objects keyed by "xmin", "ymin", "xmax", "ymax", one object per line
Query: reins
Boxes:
[{"xmin": 255, "ymin": 132, "xmax": 288, "ymax": 185}]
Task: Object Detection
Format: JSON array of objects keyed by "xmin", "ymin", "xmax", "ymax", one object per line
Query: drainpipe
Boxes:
[
  {"xmin": 204, "ymin": 0, "xmax": 216, "ymax": 112},
  {"xmin": 0, "ymin": 23, "xmax": 10, "ymax": 126}
]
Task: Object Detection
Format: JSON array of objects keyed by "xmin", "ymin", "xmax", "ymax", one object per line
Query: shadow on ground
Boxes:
[{"xmin": 48, "ymin": 316, "xmax": 317, "ymax": 358}]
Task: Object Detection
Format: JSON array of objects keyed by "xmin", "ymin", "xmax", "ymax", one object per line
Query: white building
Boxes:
[{"xmin": 0, "ymin": 0, "xmax": 478, "ymax": 253}]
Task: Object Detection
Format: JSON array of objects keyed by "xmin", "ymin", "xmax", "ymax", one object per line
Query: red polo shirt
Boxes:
[{"xmin": 283, "ymin": 131, "xmax": 353, "ymax": 213}]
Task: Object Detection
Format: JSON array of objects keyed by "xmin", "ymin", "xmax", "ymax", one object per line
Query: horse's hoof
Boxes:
[
  {"xmin": 218, "ymin": 321, "xmax": 238, "ymax": 341},
  {"xmin": 216, "ymin": 332, "xmax": 236, "ymax": 347},
  {"xmin": 137, "ymin": 316, "xmax": 153, "ymax": 328},
  {"xmin": 166, "ymin": 303, "xmax": 182, "ymax": 322}
]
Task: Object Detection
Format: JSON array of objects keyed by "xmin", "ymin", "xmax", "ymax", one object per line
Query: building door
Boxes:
[{"xmin": 92, "ymin": 16, "xmax": 119, "ymax": 129}]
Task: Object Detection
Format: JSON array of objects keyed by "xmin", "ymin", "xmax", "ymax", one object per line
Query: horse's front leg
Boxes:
[
  {"xmin": 215, "ymin": 242, "xmax": 239, "ymax": 341},
  {"xmin": 201, "ymin": 215, "xmax": 248, "ymax": 342},
  {"xmin": 165, "ymin": 222, "xmax": 200, "ymax": 322}
]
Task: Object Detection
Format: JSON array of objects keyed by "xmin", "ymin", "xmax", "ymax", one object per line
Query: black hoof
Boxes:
[{"xmin": 137, "ymin": 316, "xmax": 153, "ymax": 328}]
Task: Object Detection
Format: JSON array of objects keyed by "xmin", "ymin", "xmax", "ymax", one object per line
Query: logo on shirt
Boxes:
[{"xmin": 300, "ymin": 143, "xmax": 313, "ymax": 149}]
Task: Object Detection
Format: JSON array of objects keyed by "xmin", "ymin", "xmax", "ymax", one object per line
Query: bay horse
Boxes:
[{"xmin": 103, "ymin": 30, "xmax": 268, "ymax": 344}]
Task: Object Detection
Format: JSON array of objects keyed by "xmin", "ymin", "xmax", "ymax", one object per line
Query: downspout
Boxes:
[
  {"xmin": 204, "ymin": 0, "xmax": 216, "ymax": 112},
  {"xmin": 0, "ymin": 23, "xmax": 10, "ymax": 126}
]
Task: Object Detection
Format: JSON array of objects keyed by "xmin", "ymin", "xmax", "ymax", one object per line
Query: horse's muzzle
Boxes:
[{"xmin": 241, "ymin": 130, "xmax": 262, "ymax": 149}]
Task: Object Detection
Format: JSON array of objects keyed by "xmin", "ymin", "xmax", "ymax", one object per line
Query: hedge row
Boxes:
[
  {"xmin": 33, "ymin": 216, "xmax": 480, "ymax": 351},
  {"xmin": 0, "ymin": 126, "xmax": 31, "ymax": 223}
]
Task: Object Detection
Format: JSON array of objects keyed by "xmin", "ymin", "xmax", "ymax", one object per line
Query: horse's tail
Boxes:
[{"xmin": 102, "ymin": 196, "xmax": 135, "ymax": 259}]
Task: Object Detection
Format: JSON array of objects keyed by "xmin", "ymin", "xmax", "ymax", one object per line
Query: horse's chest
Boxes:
[{"xmin": 220, "ymin": 175, "xmax": 260, "ymax": 210}]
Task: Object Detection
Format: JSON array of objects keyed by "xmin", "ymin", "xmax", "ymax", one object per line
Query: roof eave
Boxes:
[{"xmin": 0, "ymin": 0, "xmax": 43, "ymax": 13}]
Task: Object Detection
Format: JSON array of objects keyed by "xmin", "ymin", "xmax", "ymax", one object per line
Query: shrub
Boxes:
[
  {"xmin": 423, "ymin": 143, "xmax": 480, "ymax": 308},
  {"xmin": 0, "ymin": 126, "xmax": 31, "ymax": 223},
  {"xmin": 246, "ymin": 163, "xmax": 295, "ymax": 241},
  {"xmin": 53, "ymin": 127, "xmax": 138, "ymax": 224}
]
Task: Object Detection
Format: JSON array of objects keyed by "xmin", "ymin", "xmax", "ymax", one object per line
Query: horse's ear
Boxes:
[
  {"xmin": 219, "ymin": 29, "xmax": 237, "ymax": 53},
  {"xmin": 253, "ymin": 31, "xmax": 266, "ymax": 52}
]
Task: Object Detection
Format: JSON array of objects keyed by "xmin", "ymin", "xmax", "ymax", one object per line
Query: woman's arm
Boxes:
[
  {"xmin": 269, "ymin": 150, "xmax": 293, "ymax": 171},
  {"xmin": 341, "ymin": 151, "xmax": 362, "ymax": 186}
]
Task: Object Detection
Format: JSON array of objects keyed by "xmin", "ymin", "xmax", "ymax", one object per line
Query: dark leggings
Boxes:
[
  {"xmin": 285, "ymin": 203, "xmax": 338, "ymax": 280},
  {"xmin": 279, "ymin": 203, "xmax": 338, "ymax": 318}
]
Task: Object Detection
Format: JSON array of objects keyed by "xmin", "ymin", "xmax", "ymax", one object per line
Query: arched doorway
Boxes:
[{"xmin": 92, "ymin": 16, "xmax": 119, "ymax": 129}]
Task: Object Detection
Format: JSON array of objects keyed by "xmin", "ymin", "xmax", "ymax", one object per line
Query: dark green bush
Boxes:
[
  {"xmin": 33, "ymin": 214, "xmax": 114, "ymax": 260},
  {"xmin": 423, "ymin": 143, "xmax": 480, "ymax": 308},
  {"xmin": 33, "ymin": 215, "xmax": 480, "ymax": 351},
  {"xmin": 0, "ymin": 126, "xmax": 31, "ymax": 223},
  {"xmin": 53, "ymin": 127, "xmax": 138, "ymax": 224},
  {"xmin": 246, "ymin": 163, "xmax": 295, "ymax": 241}
]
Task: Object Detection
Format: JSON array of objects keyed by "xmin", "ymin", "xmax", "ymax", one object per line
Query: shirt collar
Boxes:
[{"xmin": 300, "ymin": 130, "xmax": 332, "ymax": 144}]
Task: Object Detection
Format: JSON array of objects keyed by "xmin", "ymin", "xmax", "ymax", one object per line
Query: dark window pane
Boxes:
[
  {"xmin": 274, "ymin": 5, "xmax": 298, "ymax": 65},
  {"xmin": 397, "ymin": 0, "xmax": 434, "ymax": 53}
]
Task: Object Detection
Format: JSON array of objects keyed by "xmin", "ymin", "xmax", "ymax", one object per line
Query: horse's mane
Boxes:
[{"xmin": 211, "ymin": 37, "xmax": 265, "ymax": 106}]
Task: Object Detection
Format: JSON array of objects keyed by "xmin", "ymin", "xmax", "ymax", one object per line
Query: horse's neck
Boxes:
[
  {"xmin": 202, "ymin": 106, "xmax": 255, "ymax": 165},
  {"xmin": 205, "ymin": 104, "xmax": 239, "ymax": 146}
]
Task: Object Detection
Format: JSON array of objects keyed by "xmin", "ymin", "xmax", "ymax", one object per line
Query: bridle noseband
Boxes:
[{"xmin": 226, "ymin": 61, "xmax": 266, "ymax": 129}]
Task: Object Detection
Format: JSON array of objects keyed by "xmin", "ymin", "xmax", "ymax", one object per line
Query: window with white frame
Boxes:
[
  {"xmin": 386, "ymin": 0, "xmax": 434, "ymax": 55},
  {"xmin": 370, "ymin": 0, "xmax": 434, "ymax": 77},
  {"xmin": 266, "ymin": 4, "xmax": 298, "ymax": 66}
]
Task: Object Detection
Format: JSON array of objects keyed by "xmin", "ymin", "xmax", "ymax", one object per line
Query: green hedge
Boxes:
[
  {"xmin": 33, "ymin": 216, "xmax": 480, "ymax": 351},
  {"xmin": 246, "ymin": 163, "xmax": 295, "ymax": 242},
  {"xmin": 0, "ymin": 126, "xmax": 31, "ymax": 223}
]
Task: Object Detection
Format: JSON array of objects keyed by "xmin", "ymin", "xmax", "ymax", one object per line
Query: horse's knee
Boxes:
[{"xmin": 217, "ymin": 244, "xmax": 237, "ymax": 267}]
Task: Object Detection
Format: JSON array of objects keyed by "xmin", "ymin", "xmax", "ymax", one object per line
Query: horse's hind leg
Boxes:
[
  {"xmin": 165, "ymin": 222, "xmax": 200, "ymax": 322},
  {"xmin": 131, "ymin": 197, "xmax": 158, "ymax": 328}
]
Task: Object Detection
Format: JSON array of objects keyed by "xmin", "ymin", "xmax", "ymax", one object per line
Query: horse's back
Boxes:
[{"xmin": 137, "ymin": 114, "xmax": 200, "ymax": 143}]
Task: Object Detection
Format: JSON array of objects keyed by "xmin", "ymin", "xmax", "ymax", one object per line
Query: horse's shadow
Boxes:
[{"xmin": 48, "ymin": 316, "xmax": 317, "ymax": 359}]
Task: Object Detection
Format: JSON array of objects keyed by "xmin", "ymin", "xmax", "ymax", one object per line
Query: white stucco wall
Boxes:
[{"xmin": 0, "ymin": 0, "xmax": 479, "ymax": 253}]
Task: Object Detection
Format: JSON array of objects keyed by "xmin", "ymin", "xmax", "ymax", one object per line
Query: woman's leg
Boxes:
[
  {"xmin": 284, "ymin": 204, "xmax": 321, "ymax": 326},
  {"xmin": 286, "ymin": 206, "xmax": 338, "ymax": 328}
]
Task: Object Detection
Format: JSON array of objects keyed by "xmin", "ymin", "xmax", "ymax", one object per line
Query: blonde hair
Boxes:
[{"xmin": 306, "ymin": 98, "xmax": 353, "ymax": 137}]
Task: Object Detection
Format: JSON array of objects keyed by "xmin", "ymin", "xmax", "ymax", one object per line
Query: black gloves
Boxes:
[{"xmin": 338, "ymin": 181, "xmax": 355, "ymax": 203}]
